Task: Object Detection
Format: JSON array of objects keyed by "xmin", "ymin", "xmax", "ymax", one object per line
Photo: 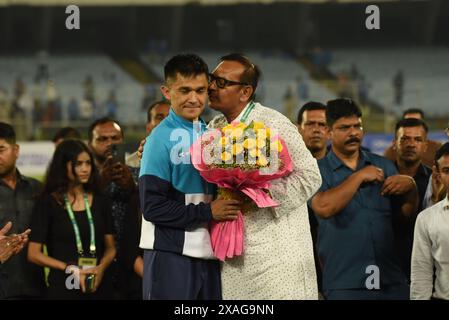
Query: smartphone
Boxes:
[
  {"xmin": 110, "ymin": 144, "xmax": 126, "ymax": 164},
  {"xmin": 85, "ymin": 274, "xmax": 96, "ymax": 293}
]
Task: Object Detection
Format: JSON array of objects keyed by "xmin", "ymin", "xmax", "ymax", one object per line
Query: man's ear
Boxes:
[
  {"xmin": 328, "ymin": 126, "xmax": 334, "ymax": 139},
  {"xmin": 240, "ymin": 86, "xmax": 254, "ymax": 103},
  {"xmin": 392, "ymin": 138, "xmax": 397, "ymax": 151},
  {"xmin": 422, "ymin": 139, "xmax": 428, "ymax": 153},
  {"xmin": 160, "ymin": 85, "xmax": 170, "ymax": 101},
  {"xmin": 432, "ymin": 164, "xmax": 440, "ymax": 176},
  {"xmin": 324, "ymin": 126, "xmax": 331, "ymax": 139},
  {"xmin": 146, "ymin": 123, "xmax": 153, "ymax": 135},
  {"xmin": 14, "ymin": 144, "xmax": 20, "ymax": 159}
]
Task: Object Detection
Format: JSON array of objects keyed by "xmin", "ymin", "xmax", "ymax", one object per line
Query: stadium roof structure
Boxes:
[{"xmin": 0, "ymin": 0, "xmax": 420, "ymax": 7}]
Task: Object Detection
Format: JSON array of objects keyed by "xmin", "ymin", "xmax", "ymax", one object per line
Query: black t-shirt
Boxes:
[{"xmin": 30, "ymin": 193, "xmax": 115, "ymax": 299}]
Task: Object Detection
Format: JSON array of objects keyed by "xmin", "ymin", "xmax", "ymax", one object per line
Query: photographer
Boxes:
[{"xmin": 88, "ymin": 118, "xmax": 141, "ymax": 299}]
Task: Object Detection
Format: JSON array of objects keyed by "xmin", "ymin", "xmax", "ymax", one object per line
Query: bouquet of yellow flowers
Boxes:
[{"xmin": 190, "ymin": 120, "xmax": 293, "ymax": 261}]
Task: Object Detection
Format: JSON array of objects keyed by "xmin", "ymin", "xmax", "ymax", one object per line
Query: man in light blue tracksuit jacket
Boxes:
[{"xmin": 139, "ymin": 54, "xmax": 240, "ymax": 300}]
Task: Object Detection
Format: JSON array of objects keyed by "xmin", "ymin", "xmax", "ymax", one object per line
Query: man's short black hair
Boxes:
[
  {"xmin": 220, "ymin": 53, "xmax": 261, "ymax": 100},
  {"xmin": 147, "ymin": 100, "xmax": 170, "ymax": 123},
  {"xmin": 325, "ymin": 98, "xmax": 362, "ymax": 127},
  {"xmin": 164, "ymin": 54, "xmax": 208, "ymax": 84},
  {"xmin": 394, "ymin": 118, "xmax": 429, "ymax": 138},
  {"xmin": 297, "ymin": 101, "xmax": 326, "ymax": 124},
  {"xmin": 435, "ymin": 142, "xmax": 449, "ymax": 169},
  {"xmin": 52, "ymin": 127, "xmax": 81, "ymax": 143},
  {"xmin": 88, "ymin": 117, "xmax": 123, "ymax": 142},
  {"xmin": 403, "ymin": 108, "xmax": 425, "ymax": 119},
  {"xmin": 0, "ymin": 122, "xmax": 16, "ymax": 145}
]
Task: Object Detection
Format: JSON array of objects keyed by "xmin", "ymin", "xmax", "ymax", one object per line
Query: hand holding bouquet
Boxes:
[{"xmin": 191, "ymin": 120, "xmax": 293, "ymax": 261}]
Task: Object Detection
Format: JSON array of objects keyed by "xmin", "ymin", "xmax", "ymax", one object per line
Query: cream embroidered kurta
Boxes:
[{"xmin": 208, "ymin": 102, "xmax": 322, "ymax": 300}]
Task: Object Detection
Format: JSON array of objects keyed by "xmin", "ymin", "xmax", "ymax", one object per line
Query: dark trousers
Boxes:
[
  {"xmin": 324, "ymin": 283, "xmax": 410, "ymax": 300},
  {"xmin": 143, "ymin": 250, "xmax": 221, "ymax": 300}
]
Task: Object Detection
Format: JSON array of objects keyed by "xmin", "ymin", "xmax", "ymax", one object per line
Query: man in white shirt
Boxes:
[
  {"xmin": 422, "ymin": 122, "xmax": 449, "ymax": 209},
  {"xmin": 411, "ymin": 142, "xmax": 449, "ymax": 300}
]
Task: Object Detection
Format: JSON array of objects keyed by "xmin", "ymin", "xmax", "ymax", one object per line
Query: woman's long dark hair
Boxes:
[{"xmin": 42, "ymin": 139, "xmax": 100, "ymax": 202}]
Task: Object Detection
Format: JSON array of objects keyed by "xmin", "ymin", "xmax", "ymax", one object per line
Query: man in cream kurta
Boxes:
[{"xmin": 208, "ymin": 54, "xmax": 322, "ymax": 299}]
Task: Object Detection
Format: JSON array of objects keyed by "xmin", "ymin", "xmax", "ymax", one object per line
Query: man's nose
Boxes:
[
  {"xmin": 348, "ymin": 126, "xmax": 359, "ymax": 136},
  {"xmin": 208, "ymin": 79, "xmax": 217, "ymax": 90},
  {"xmin": 187, "ymin": 91, "xmax": 200, "ymax": 103},
  {"xmin": 105, "ymin": 140, "xmax": 114, "ymax": 150}
]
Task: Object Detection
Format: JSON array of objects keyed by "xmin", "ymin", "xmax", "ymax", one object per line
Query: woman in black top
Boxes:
[{"xmin": 27, "ymin": 140, "xmax": 116, "ymax": 299}]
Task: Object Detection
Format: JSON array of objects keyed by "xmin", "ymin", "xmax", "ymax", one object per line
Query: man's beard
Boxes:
[
  {"xmin": 0, "ymin": 163, "xmax": 16, "ymax": 179},
  {"xmin": 401, "ymin": 155, "xmax": 420, "ymax": 166},
  {"xmin": 92, "ymin": 152, "xmax": 106, "ymax": 166}
]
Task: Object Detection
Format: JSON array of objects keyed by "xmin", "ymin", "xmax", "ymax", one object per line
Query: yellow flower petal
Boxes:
[
  {"xmin": 253, "ymin": 121, "xmax": 265, "ymax": 131},
  {"xmin": 231, "ymin": 128, "xmax": 244, "ymax": 139},
  {"xmin": 271, "ymin": 140, "xmax": 283, "ymax": 153},
  {"xmin": 221, "ymin": 151, "xmax": 232, "ymax": 162},
  {"xmin": 235, "ymin": 122, "xmax": 247, "ymax": 130},
  {"xmin": 249, "ymin": 148, "xmax": 258, "ymax": 158},
  {"xmin": 257, "ymin": 154, "xmax": 268, "ymax": 167},
  {"xmin": 219, "ymin": 136, "xmax": 228, "ymax": 146},
  {"xmin": 256, "ymin": 129, "xmax": 266, "ymax": 139},
  {"xmin": 222, "ymin": 124, "xmax": 234, "ymax": 132},
  {"xmin": 256, "ymin": 138, "xmax": 266, "ymax": 149},
  {"xmin": 232, "ymin": 143, "xmax": 244, "ymax": 155},
  {"xmin": 243, "ymin": 138, "xmax": 257, "ymax": 149}
]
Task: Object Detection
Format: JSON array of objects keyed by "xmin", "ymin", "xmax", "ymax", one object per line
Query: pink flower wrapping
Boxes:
[{"xmin": 190, "ymin": 127, "xmax": 294, "ymax": 261}]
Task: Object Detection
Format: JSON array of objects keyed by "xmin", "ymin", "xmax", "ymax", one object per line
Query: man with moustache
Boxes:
[
  {"xmin": 393, "ymin": 118, "xmax": 431, "ymax": 211},
  {"xmin": 384, "ymin": 108, "xmax": 441, "ymax": 167},
  {"xmin": 392, "ymin": 118, "xmax": 431, "ymax": 282},
  {"xmin": 208, "ymin": 53, "xmax": 322, "ymax": 299},
  {"xmin": 296, "ymin": 101, "xmax": 329, "ymax": 295},
  {"xmin": 296, "ymin": 102, "xmax": 329, "ymax": 160},
  {"xmin": 310, "ymin": 99, "xmax": 417, "ymax": 300},
  {"xmin": 88, "ymin": 118, "xmax": 141, "ymax": 299}
]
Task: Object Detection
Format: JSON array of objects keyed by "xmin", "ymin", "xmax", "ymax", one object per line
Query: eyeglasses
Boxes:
[{"xmin": 208, "ymin": 73, "xmax": 249, "ymax": 89}]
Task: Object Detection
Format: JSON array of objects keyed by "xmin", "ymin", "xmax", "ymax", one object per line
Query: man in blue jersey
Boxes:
[{"xmin": 139, "ymin": 54, "xmax": 241, "ymax": 300}]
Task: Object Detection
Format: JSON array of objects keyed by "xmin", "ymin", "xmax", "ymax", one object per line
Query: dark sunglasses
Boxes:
[{"xmin": 208, "ymin": 73, "xmax": 249, "ymax": 89}]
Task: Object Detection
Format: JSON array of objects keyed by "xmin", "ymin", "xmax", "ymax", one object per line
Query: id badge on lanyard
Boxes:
[
  {"xmin": 64, "ymin": 193, "xmax": 97, "ymax": 270},
  {"xmin": 78, "ymin": 257, "xmax": 97, "ymax": 270}
]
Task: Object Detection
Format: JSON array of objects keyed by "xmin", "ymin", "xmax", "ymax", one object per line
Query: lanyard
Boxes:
[
  {"xmin": 64, "ymin": 193, "xmax": 96, "ymax": 257},
  {"xmin": 240, "ymin": 101, "xmax": 255, "ymax": 123}
]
